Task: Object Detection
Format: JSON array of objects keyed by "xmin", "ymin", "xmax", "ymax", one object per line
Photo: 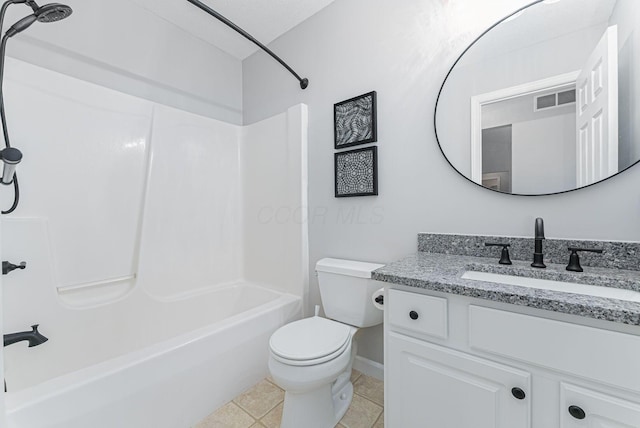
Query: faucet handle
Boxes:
[
  {"xmin": 485, "ymin": 243, "xmax": 512, "ymax": 265},
  {"xmin": 2, "ymin": 261, "xmax": 26, "ymax": 275},
  {"xmin": 566, "ymin": 247, "xmax": 603, "ymax": 272}
]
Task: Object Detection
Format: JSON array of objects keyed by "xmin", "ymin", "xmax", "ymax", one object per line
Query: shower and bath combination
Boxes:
[
  {"xmin": 0, "ymin": 1, "xmax": 71, "ymax": 361},
  {"xmin": 0, "ymin": 0, "xmax": 72, "ymax": 214}
]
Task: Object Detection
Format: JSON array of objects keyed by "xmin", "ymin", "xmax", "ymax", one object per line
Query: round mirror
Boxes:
[{"xmin": 435, "ymin": 0, "xmax": 638, "ymax": 195}]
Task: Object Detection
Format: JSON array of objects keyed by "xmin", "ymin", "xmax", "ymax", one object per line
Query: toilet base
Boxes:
[
  {"xmin": 280, "ymin": 378, "xmax": 353, "ymax": 428},
  {"xmin": 332, "ymin": 378, "xmax": 353, "ymax": 423}
]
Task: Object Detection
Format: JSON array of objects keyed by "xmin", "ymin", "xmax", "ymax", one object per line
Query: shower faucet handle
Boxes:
[{"xmin": 2, "ymin": 261, "xmax": 26, "ymax": 275}]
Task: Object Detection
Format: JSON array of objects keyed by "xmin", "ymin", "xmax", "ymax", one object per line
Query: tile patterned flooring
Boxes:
[{"xmin": 195, "ymin": 370, "xmax": 384, "ymax": 428}]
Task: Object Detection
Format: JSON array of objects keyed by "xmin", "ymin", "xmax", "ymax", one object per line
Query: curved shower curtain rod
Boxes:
[{"xmin": 186, "ymin": 0, "xmax": 309, "ymax": 90}]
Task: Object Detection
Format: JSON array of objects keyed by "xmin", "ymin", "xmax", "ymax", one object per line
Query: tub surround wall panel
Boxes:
[
  {"xmin": 0, "ymin": 57, "xmax": 151, "ymax": 290},
  {"xmin": 241, "ymin": 105, "xmax": 309, "ymax": 297},
  {"xmin": 241, "ymin": 111, "xmax": 289, "ymax": 289},
  {"xmin": 137, "ymin": 104, "xmax": 242, "ymax": 299},
  {"xmin": 242, "ymin": 0, "xmax": 640, "ymax": 365},
  {"xmin": 0, "ymin": 58, "xmax": 307, "ymax": 304},
  {"xmin": 0, "ymin": 223, "xmax": 4, "ymax": 428},
  {"xmin": 418, "ymin": 233, "xmax": 640, "ymax": 271}
]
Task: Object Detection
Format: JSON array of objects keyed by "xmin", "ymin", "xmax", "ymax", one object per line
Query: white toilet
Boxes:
[{"xmin": 268, "ymin": 258, "xmax": 384, "ymax": 428}]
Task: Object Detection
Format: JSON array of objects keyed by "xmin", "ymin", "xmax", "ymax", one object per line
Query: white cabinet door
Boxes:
[
  {"xmin": 387, "ymin": 332, "xmax": 531, "ymax": 428},
  {"xmin": 561, "ymin": 383, "xmax": 640, "ymax": 428}
]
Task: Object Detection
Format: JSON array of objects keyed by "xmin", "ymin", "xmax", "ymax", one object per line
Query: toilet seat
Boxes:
[{"xmin": 270, "ymin": 317, "xmax": 353, "ymax": 366}]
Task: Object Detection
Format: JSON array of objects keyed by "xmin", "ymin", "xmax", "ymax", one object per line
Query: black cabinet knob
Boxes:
[
  {"xmin": 511, "ymin": 387, "xmax": 526, "ymax": 400},
  {"xmin": 568, "ymin": 405, "xmax": 586, "ymax": 420},
  {"xmin": 409, "ymin": 310, "xmax": 419, "ymax": 320},
  {"xmin": 375, "ymin": 295, "xmax": 384, "ymax": 305}
]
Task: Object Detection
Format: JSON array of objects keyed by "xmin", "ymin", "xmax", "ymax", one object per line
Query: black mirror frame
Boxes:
[{"xmin": 433, "ymin": 0, "xmax": 640, "ymax": 197}]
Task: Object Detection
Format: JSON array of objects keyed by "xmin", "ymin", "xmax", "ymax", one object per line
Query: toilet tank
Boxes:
[{"xmin": 316, "ymin": 258, "xmax": 385, "ymax": 328}]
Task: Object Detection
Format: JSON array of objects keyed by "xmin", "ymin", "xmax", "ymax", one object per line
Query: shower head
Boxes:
[
  {"xmin": 34, "ymin": 3, "xmax": 72, "ymax": 23},
  {"xmin": 4, "ymin": 2, "xmax": 71, "ymax": 37}
]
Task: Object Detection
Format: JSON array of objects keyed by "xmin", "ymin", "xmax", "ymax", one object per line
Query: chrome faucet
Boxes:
[
  {"xmin": 531, "ymin": 217, "xmax": 546, "ymax": 268},
  {"xmin": 3, "ymin": 324, "xmax": 48, "ymax": 347}
]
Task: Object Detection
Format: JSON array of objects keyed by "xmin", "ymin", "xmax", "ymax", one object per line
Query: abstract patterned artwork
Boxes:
[
  {"xmin": 335, "ymin": 146, "xmax": 378, "ymax": 197},
  {"xmin": 334, "ymin": 91, "xmax": 377, "ymax": 149}
]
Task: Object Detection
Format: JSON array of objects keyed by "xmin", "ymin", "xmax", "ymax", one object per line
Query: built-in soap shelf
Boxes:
[{"xmin": 57, "ymin": 274, "xmax": 136, "ymax": 308}]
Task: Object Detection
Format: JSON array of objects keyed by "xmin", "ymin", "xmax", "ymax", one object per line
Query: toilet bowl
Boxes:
[{"xmin": 268, "ymin": 258, "xmax": 384, "ymax": 428}]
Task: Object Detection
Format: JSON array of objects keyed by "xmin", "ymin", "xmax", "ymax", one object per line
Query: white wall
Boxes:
[
  {"xmin": 438, "ymin": 24, "xmax": 604, "ymax": 176},
  {"xmin": 4, "ymin": 0, "xmax": 243, "ymax": 124},
  {"xmin": 242, "ymin": 0, "xmax": 640, "ymax": 364},
  {"xmin": 512, "ymin": 114, "xmax": 576, "ymax": 194}
]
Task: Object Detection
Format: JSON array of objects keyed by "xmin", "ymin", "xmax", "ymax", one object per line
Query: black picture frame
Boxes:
[
  {"xmin": 334, "ymin": 146, "xmax": 378, "ymax": 197},
  {"xmin": 334, "ymin": 91, "xmax": 377, "ymax": 149}
]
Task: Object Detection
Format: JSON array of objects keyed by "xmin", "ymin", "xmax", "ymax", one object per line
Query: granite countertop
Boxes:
[{"xmin": 372, "ymin": 252, "xmax": 640, "ymax": 325}]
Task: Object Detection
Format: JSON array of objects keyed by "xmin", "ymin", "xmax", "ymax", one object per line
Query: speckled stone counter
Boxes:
[
  {"xmin": 418, "ymin": 233, "xmax": 640, "ymax": 271},
  {"xmin": 372, "ymin": 252, "xmax": 640, "ymax": 325}
]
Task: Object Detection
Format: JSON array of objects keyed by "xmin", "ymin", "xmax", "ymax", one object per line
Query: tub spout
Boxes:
[{"xmin": 4, "ymin": 324, "xmax": 48, "ymax": 347}]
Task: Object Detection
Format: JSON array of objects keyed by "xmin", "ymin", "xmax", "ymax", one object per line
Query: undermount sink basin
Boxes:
[{"xmin": 461, "ymin": 271, "xmax": 640, "ymax": 303}]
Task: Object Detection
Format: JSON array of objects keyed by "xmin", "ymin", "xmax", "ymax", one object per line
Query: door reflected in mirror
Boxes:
[{"xmin": 435, "ymin": 0, "xmax": 639, "ymax": 195}]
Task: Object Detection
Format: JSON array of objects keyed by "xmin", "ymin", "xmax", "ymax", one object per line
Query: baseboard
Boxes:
[{"xmin": 353, "ymin": 355, "xmax": 384, "ymax": 381}]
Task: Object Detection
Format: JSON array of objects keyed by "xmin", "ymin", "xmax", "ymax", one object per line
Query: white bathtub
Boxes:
[{"xmin": 4, "ymin": 282, "xmax": 301, "ymax": 428}]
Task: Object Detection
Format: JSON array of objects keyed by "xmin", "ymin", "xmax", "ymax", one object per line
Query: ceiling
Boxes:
[{"xmin": 129, "ymin": 0, "xmax": 337, "ymax": 60}]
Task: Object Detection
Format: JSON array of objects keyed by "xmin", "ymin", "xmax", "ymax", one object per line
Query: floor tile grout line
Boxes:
[
  {"xmin": 353, "ymin": 391, "xmax": 384, "ymax": 408},
  {"xmin": 373, "ymin": 409, "xmax": 384, "ymax": 427},
  {"xmin": 258, "ymin": 377, "xmax": 285, "ymax": 419},
  {"xmin": 231, "ymin": 378, "xmax": 285, "ymax": 421},
  {"xmin": 202, "ymin": 374, "xmax": 383, "ymax": 428},
  {"xmin": 256, "ymin": 398, "xmax": 284, "ymax": 425},
  {"xmin": 230, "ymin": 398, "xmax": 260, "ymax": 422},
  {"xmin": 233, "ymin": 395, "xmax": 284, "ymax": 422},
  {"xmin": 265, "ymin": 378, "xmax": 283, "ymax": 391}
]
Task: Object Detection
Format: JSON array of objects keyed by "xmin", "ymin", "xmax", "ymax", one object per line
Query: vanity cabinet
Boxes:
[{"xmin": 385, "ymin": 288, "xmax": 640, "ymax": 428}]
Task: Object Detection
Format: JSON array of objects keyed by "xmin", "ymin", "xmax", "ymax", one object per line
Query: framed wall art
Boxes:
[
  {"xmin": 334, "ymin": 91, "xmax": 377, "ymax": 149},
  {"xmin": 334, "ymin": 146, "xmax": 378, "ymax": 197}
]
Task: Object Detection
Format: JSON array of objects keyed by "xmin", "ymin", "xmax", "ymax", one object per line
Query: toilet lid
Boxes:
[{"xmin": 270, "ymin": 317, "xmax": 352, "ymax": 362}]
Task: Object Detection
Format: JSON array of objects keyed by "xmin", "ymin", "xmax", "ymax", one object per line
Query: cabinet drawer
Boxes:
[
  {"xmin": 388, "ymin": 289, "xmax": 447, "ymax": 339},
  {"xmin": 469, "ymin": 306, "xmax": 640, "ymax": 392}
]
